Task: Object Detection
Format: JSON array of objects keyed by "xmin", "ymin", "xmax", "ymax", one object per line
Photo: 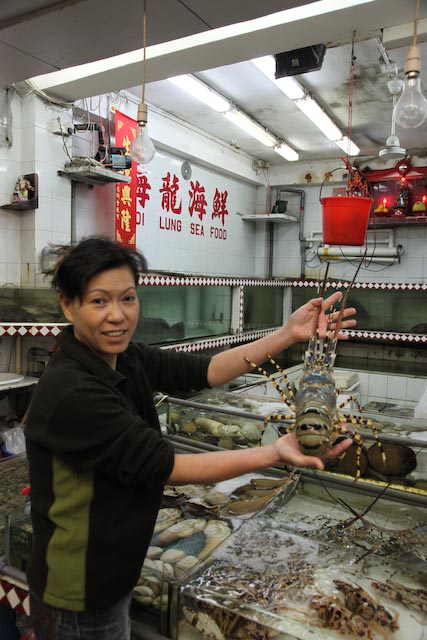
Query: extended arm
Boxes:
[
  {"xmin": 167, "ymin": 291, "xmax": 355, "ymax": 484},
  {"xmin": 167, "ymin": 431, "xmax": 352, "ymax": 484}
]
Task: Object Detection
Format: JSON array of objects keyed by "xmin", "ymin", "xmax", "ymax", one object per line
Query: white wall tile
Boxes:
[
  {"xmin": 0, "ymin": 262, "xmax": 6, "ymax": 284},
  {"xmin": 51, "ymin": 200, "xmax": 71, "ymax": 234},
  {"xmin": 6, "ymin": 262, "xmax": 20, "ymax": 285},
  {"xmin": 386, "ymin": 373, "xmax": 407, "ymax": 403},
  {"xmin": 20, "ymin": 228, "xmax": 35, "ymax": 262},
  {"xmin": 407, "ymin": 376, "xmax": 427, "ymax": 403}
]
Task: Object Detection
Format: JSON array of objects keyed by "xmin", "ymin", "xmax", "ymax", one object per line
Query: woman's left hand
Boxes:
[{"xmin": 286, "ymin": 291, "xmax": 356, "ymax": 343}]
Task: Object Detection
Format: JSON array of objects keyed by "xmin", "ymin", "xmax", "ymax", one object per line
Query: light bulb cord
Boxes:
[
  {"xmin": 344, "ymin": 31, "xmax": 356, "ymax": 167},
  {"xmin": 413, "ymin": 0, "xmax": 420, "ymax": 47},
  {"xmin": 142, "ymin": 0, "xmax": 147, "ymax": 104}
]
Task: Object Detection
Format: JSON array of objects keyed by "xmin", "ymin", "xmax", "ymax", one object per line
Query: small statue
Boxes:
[
  {"xmin": 394, "ymin": 179, "xmax": 410, "ymax": 215},
  {"xmin": 13, "ymin": 176, "xmax": 34, "ymax": 202}
]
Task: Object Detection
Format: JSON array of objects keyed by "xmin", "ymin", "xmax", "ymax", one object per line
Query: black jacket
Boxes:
[{"xmin": 25, "ymin": 326, "xmax": 210, "ymax": 611}]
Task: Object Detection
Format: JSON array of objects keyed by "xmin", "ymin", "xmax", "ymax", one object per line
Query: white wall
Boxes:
[
  {"xmin": 0, "ymin": 92, "xmax": 264, "ymax": 285},
  {"xmin": 1, "ymin": 89, "xmax": 426, "ymax": 287},
  {"xmin": 0, "ymin": 91, "xmax": 74, "ymax": 288}
]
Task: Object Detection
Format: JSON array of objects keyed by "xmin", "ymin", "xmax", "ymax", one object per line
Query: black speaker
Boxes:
[{"xmin": 275, "ymin": 44, "xmax": 326, "ymax": 77}]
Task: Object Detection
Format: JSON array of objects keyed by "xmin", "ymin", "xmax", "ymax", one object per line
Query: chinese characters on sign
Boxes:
[
  {"xmin": 156, "ymin": 173, "xmax": 229, "ymax": 239},
  {"xmin": 115, "ymin": 110, "xmax": 138, "ymax": 248},
  {"xmin": 115, "ymin": 111, "xmax": 230, "ymax": 243}
]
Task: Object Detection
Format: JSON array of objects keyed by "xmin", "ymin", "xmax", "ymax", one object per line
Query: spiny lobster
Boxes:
[{"xmin": 245, "ymin": 260, "xmax": 386, "ymax": 480}]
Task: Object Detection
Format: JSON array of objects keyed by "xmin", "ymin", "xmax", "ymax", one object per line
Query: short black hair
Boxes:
[{"xmin": 49, "ymin": 236, "xmax": 148, "ymax": 301}]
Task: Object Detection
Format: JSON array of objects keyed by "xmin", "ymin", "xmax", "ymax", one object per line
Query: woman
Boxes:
[{"xmin": 25, "ymin": 236, "xmax": 355, "ymax": 639}]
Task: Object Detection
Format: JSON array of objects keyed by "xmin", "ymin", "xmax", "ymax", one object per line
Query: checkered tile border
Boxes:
[
  {"xmin": 138, "ymin": 275, "xmax": 282, "ymax": 287},
  {"xmin": 0, "ymin": 323, "xmax": 67, "ymax": 338},
  {"xmin": 286, "ymin": 279, "xmax": 427, "ymax": 291}
]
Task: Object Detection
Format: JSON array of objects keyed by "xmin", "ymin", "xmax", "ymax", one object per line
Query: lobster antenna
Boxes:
[
  {"xmin": 332, "ymin": 250, "xmax": 367, "ymax": 338},
  {"xmin": 313, "ymin": 262, "xmax": 331, "ymax": 341},
  {"xmin": 318, "ymin": 262, "xmax": 330, "ymax": 298}
]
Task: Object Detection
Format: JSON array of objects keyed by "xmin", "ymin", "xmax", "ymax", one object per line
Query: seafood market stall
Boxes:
[
  {"xmin": 0, "ymin": 448, "xmax": 299, "ymax": 639},
  {"xmin": 162, "ymin": 367, "xmax": 427, "ymax": 639},
  {"xmin": 1, "ymin": 362, "xmax": 427, "ymax": 639},
  {"xmin": 130, "ymin": 468, "xmax": 299, "ymax": 637},
  {"xmin": 178, "ymin": 478, "xmax": 427, "ymax": 640}
]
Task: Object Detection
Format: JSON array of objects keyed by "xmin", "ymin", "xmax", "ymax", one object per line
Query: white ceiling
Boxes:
[{"xmin": 2, "ymin": 0, "xmax": 427, "ymax": 166}]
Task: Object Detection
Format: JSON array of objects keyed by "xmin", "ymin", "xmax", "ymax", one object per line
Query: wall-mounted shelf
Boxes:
[
  {"xmin": 369, "ymin": 216, "xmax": 427, "ymax": 228},
  {"xmin": 239, "ymin": 213, "xmax": 298, "ymax": 223},
  {"xmin": 58, "ymin": 164, "xmax": 131, "ymax": 187},
  {"xmin": 0, "ymin": 199, "xmax": 38, "ymax": 211},
  {"xmin": 1, "ymin": 173, "xmax": 38, "ymax": 211}
]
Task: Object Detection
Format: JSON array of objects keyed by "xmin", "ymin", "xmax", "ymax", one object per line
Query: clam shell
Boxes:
[
  {"xmin": 133, "ymin": 584, "xmax": 155, "ymax": 604},
  {"xmin": 155, "ymin": 518, "xmax": 207, "ymax": 546},
  {"xmin": 146, "ymin": 546, "xmax": 163, "ymax": 559},
  {"xmin": 204, "ymin": 489, "xmax": 229, "ymax": 506},
  {"xmin": 175, "ymin": 555, "xmax": 199, "ymax": 576},
  {"xmin": 154, "ymin": 508, "xmax": 182, "ymax": 533},
  {"xmin": 144, "ymin": 558, "xmax": 173, "ymax": 576},
  {"xmin": 160, "ymin": 548, "xmax": 186, "ymax": 564},
  {"xmin": 155, "ymin": 522, "xmax": 195, "ymax": 546},
  {"xmin": 198, "ymin": 521, "xmax": 231, "ymax": 557},
  {"xmin": 137, "ymin": 574, "xmax": 162, "ymax": 595}
]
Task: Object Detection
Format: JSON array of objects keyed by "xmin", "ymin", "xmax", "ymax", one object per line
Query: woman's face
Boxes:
[{"xmin": 60, "ymin": 265, "xmax": 140, "ymax": 368}]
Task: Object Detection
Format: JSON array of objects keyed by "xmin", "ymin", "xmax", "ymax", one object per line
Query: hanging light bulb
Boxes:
[
  {"xmin": 130, "ymin": 0, "xmax": 155, "ymax": 164},
  {"xmin": 130, "ymin": 102, "xmax": 155, "ymax": 163},
  {"xmin": 394, "ymin": 45, "xmax": 427, "ymax": 129},
  {"xmin": 394, "ymin": 0, "xmax": 427, "ymax": 129}
]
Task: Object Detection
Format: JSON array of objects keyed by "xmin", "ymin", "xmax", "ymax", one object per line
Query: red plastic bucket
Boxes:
[{"xmin": 321, "ymin": 196, "xmax": 373, "ymax": 245}]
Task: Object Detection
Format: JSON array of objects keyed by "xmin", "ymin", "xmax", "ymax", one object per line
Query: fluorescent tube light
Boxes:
[
  {"xmin": 169, "ymin": 72, "xmax": 298, "ymax": 158},
  {"xmin": 274, "ymin": 143, "xmax": 299, "ymax": 161},
  {"xmin": 169, "ymin": 75, "xmax": 230, "ymax": 112},
  {"xmin": 295, "ymin": 96, "xmax": 342, "ymax": 140},
  {"xmin": 251, "ymin": 56, "xmax": 305, "ymax": 100},
  {"xmin": 335, "ymin": 135, "xmax": 360, "ymax": 156},
  {"xmin": 224, "ymin": 109, "xmax": 278, "ymax": 147}
]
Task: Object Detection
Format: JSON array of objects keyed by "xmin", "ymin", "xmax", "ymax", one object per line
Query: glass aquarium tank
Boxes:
[
  {"xmin": 292, "ymin": 283, "xmax": 427, "ymax": 335},
  {"xmin": 134, "ymin": 285, "xmax": 232, "ymax": 344},
  {"xmin": 243, "ymin": 286, "xmax": 283, "ymax": 331},
  {"xmin": 177, "ymin": 477, "xmax": 427, "ymax": 640},
  {"xmin": 0, "ymin": 287, "xmax": 62, "ymax": 322}
]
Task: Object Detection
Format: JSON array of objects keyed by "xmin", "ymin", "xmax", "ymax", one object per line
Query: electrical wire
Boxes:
[{"xmin": 21, "ymin": 79, "xmax": 74, "ymax": 109}]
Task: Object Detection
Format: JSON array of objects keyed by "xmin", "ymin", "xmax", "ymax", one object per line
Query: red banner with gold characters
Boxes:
[{"xmin": 115, "ymin": 110, "xmax": 137, "ymax": 248}]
